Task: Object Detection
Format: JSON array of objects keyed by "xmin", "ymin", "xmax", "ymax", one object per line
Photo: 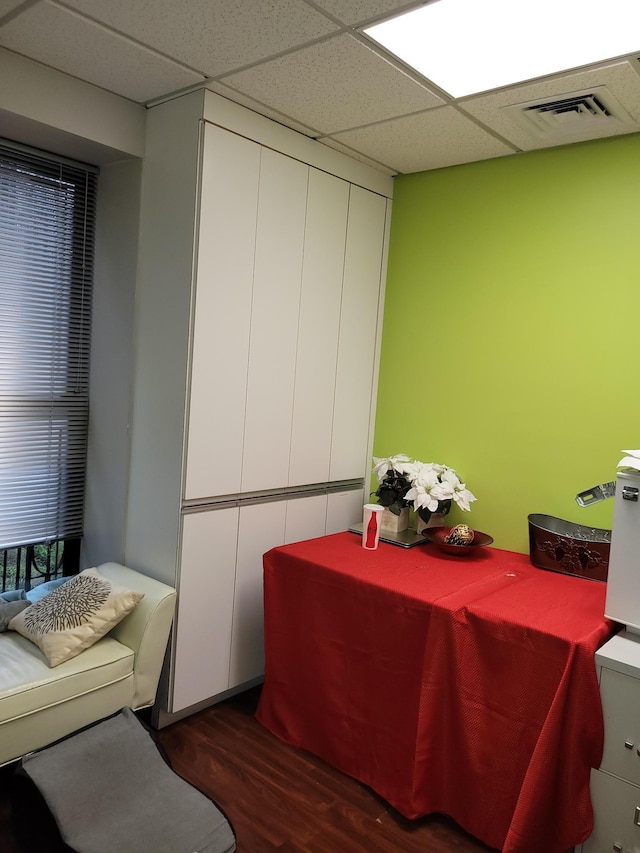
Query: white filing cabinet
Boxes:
[{"xmin": 580, "ymin": 631, "xmax": 640, "ymax": 853}]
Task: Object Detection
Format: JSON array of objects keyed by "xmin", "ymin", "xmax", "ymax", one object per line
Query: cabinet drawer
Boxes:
[
  {"xmin": 601, "ymin": 668, "xmax": 640, "ymax": 786},
  {"xmin": 583, "ymin": 769, "xmax": 640, "ymax": 853}
]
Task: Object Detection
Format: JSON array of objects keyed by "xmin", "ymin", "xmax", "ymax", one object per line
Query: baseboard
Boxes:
[{"xmin": 150, "ymin": 676, "xmax": 264, "ymax": 729}]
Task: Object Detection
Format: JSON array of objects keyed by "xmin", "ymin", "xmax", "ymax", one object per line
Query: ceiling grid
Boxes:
[{"xmin": 1, "ymin": 0, "xmax": 639, "ymax": 173}]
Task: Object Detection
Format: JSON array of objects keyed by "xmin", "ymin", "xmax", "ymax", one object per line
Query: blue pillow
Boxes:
[
  {"xmin": 26, "ymin": 576, "xmax": 71, "ymax": 603},
  {"xmin": 0, "ymin": 588, "xmax": 27, "ymax": 602}
]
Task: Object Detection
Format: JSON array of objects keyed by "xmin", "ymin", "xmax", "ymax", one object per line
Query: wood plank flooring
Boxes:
[
  {"xmin": 155, "ymin": 686, "xmax": 496, "ymax": 852},
  {"xmin": 0, "ymin": 685, "xmax": 565, "ymax": 851}
]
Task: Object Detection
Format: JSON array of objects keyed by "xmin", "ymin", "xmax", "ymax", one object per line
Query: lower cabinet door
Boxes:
[
  {"xmin": 171, "ymin": 491, "xmax": 366, "ymax": 713},
  {"xmin": 284, "ymin": 494, "xmax": 328, "ymax": 545},
  {"xmin": 228, "ymin": 501, "xmax": 288, "ymax": 688},
  {"xmin": 326, "ymin": 488, "xmax": 364, "ymax": 534},
  {"xmin": 171, "ymin": 507, "xmax": 239, "ymax": 713},
  {"xmin": 582, "ymin": 769, "xmax": 640, "ymax": 853}
]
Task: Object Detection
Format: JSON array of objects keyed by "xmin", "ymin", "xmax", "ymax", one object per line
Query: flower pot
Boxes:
[
  {"xmin": 416, "ymin": 511, "xmax": 447, "ymax": 535},
  {"xmin": 380, "ymin": 507, "xmax": 410, "ymax": 534}
]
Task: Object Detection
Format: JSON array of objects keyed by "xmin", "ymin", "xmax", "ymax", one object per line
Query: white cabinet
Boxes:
[
  {"xmin": 580, "ymin": 632, "xmax": 640, "ymax": 853},
  {"xmin": 289, "ymin": 169, "xmax": 349, "ymax": 486},
  {"xmin": 172, "ymin": 489, "xmax": 363, "ymax": 713},
  {"xmin": 184, "ymin": 126, "xmax": 259, "ymax": 501},
  {"xmin": 172, "ymin": 508, "xmax": 239, "ymax": 710},
  {"xmin": 241, "ymin": 148, "xmax": 308, "ymax": 494},
  {"xmin": 331, "ymin": 185, "xmax": 387, "ymax": 482},
  {"xmin": 126, "ymin": 90, "xmax": 392, "ymax": 720},
  {"xmin": 188, "ymin": 124, "xmax": 386, "ymax": 499}
]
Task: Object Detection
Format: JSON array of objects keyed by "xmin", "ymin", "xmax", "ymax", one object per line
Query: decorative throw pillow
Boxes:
[
  {"xmin": 8, "ymin": 568, "xmax": 144, "ymax": 667},
  {"xmin": 0, "ymin": 598, "xmax": 30, "ymax": 632}
]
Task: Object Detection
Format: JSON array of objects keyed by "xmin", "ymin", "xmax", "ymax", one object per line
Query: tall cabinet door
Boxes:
[
  {"xmin": 330, "ymin": 187, "xmax": 387, "ymax": 482},
  {"xmin": 172, "ymin": 507, "xmax": 239, "ymax": 712},
  {"xmin": 288, "ymin": 170, "xmax": 349, "ymax": 487},
  {"xmin": 184, "ymin": 125, "xmax": 261, "ymax": 500},
  {"xmin": 241, "ymin": 150, "xmax": 309, "ymax": 494}
]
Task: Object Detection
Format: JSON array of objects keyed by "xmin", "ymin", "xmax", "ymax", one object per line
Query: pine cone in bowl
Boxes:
[{"xmin": 444, "ymin": 524, "xmax": 474, "ymax": 545}]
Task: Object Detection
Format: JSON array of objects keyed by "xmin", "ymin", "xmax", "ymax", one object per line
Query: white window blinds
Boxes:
[{"xmin": 0, "ymin": 140, "xmax": 97, "ymax": 549}]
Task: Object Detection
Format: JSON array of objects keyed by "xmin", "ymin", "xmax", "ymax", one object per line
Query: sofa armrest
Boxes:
[{"xmin": 95, "ymin": 563, "xmax": 176, "ymax": 709}]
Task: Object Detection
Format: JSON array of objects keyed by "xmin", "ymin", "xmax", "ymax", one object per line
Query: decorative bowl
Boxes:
[{"xmin": 422, "ymin": 525, "xmax": 493, "ymax": 556}]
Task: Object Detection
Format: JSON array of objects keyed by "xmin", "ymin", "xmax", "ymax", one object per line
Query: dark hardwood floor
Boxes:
[
  {"xmin": 156, "ymin": 685, "xmax": 497, "ymax": 853},
  {"xmin": 0, "ymin": 686, "xmax": 501, "ymax": 851}
]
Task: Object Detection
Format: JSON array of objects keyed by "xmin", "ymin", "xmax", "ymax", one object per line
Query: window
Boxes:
[{"xmin": 0, "ymin": 140, "xmax": 97, "ymax": 581}]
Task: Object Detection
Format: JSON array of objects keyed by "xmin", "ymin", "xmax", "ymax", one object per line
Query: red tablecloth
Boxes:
[{"xmin": 256, "ymin": 532, "xmax": 618, "ymax": 853}]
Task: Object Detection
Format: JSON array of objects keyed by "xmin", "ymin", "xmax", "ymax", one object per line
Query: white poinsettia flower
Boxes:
[
  {"xmin": 440, "ymin": 467, "xmax": 461, "ymax": 489},
  {"xmin": 431, "ymin": 481, "xmax": 455, "ymax": 501},
  {"xmin": 405, "ymin": 481, "xmax": 441, "ymax": 512},
  {"xmin": 406, "ymin": 461, "xmax": 437, "ymax": 483},
  {"xmin": 452, "ymin": 485, "xmax": 477, "ymax": 511},
  {"xmin": 372, "ymin": 454, "xmax": 411, "ymax": 482},
  {"xmin": 408, "ymin": 465, "xmax": 439, "ymax": 489}
]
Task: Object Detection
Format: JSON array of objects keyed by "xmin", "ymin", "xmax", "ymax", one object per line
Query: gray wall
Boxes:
[{"xmin": 83, "ymin": 158, "xmax": 142, "ymax": 567}]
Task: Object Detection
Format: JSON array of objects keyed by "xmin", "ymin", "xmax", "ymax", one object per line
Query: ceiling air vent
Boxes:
[{"xmin": 503, "ymin": 85, "xmax": 636, "ymax": 140}]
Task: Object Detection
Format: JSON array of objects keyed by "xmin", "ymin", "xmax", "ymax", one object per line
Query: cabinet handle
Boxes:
[
  {"xmin": 635, "ymin": 806, "xmax": 640, "ymax": 826},
  {"xmin": 613, "ymin": 843, "xmax": 623, "ymax": 852},
  {"xmin": 625, "ymin": 741, "xmax": 634, "ymax": 749}
]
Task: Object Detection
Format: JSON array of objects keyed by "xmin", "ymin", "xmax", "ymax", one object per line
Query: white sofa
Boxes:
[{"xmin": 0, "ymin": 562, "xmax": 176, "ymax": 766}]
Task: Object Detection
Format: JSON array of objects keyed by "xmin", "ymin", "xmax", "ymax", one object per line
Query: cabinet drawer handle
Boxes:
[
  {"xmin": 613, "ymin": 843, "xmax": 623, "ymax": 852},
  {"xmin": 625, "ymin": 741, "xmax": 634, "ymax": 749}
]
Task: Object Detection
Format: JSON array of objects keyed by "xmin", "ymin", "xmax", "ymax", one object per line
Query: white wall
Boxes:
[{"xmin": 0, "ymin": 47, "xmax": 144, "ymax": 163}]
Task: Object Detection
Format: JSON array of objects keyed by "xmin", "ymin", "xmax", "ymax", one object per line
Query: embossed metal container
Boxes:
[{"xmin": 528, "ymin": 513, "xmax": 611, "ymax": 582}]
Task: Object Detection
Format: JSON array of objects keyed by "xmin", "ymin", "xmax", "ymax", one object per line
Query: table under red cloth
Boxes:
[{"xmin": 256, "ymin": 531, "xmax": 618, "ymax": 853}]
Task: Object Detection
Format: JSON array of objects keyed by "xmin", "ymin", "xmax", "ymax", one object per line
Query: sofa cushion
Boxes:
[
  {"xmin": 0, "ymin": 599, "xmax": 30, "ymax": 632},
  {"xmin": 0, "ymin": 589, "xmax": 27, "ymax": 602},
  {"xmin": 9, "ymin": 568, "xmax": 144, "ymax": 667},
  {"xmin": 27, "ymin": 577, "xmax": 71, "ymax": 604},
  {"xmin": 0, "ymin": 632, "xmax": 134, "ymax": 726}
]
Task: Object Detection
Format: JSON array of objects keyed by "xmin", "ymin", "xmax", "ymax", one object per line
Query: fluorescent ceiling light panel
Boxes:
[{"xmin": 363, "ymin": 0, "xmax": 640, "ymax": 98}]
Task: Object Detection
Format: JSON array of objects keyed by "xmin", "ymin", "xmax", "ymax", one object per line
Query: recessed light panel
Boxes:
[{"xmin": 364, "ymin": 0, "xmax": 640, "ymax": 98}]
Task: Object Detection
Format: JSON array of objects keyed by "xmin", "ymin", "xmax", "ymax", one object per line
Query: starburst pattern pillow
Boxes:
[{"xmin": 8, "ymin": 568, "xmax": 144, "ymax": 667}]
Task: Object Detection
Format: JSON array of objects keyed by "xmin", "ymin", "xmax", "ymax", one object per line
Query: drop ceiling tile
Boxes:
[
  {"xmin": 463, "ymin": 62, "xmax": 640, "ymax": 151},
  {"xmin": 205, "ymin": 80, "xmax": 321, "ymax": 137},
  {"xmin": 62, "ymin": 0, "xmax": 339, "ymax": 76},
  {"xmin": 313, "ymin": 1, "xmax": 419, "ymax": 26},
  {"xmin": 319, "ymin": 137, "xmax": 397, "ymax": 175},
  {"xmin": 328, "ymin": 106, "xmax": 515, "ymax": 173},
  {"xmin": 222, "ymin": 33, "xmax": 443, "ymax": 135},
  {"xmin": 0, "ymin": 1, "xmax": 205, "ymax": 102}
]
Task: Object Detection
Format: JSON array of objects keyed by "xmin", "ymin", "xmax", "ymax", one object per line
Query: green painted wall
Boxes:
[{"xmin": 374, "ymin": 133, "xmax": 640, "ymax": 553}]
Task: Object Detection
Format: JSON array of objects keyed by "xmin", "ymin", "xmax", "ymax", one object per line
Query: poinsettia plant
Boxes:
[
  {"xmin": 371, "ymin": 454, "xmax": 413, "ymax": 515},
  {"xmin": 372, "ymin": 454, "xmax": 476, "ymax": 522}
]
